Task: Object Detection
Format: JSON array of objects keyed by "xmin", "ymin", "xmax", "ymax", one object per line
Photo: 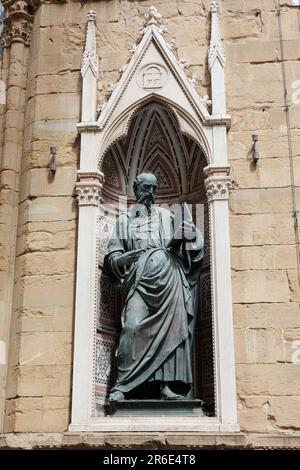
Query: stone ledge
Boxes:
[
  {"xmin": 1, "ymin": 432, "xmax": 246, "ymax": 449},
  {"xmin": 2, "ymin": 432, "xmax": 300, "ymax": 449}
]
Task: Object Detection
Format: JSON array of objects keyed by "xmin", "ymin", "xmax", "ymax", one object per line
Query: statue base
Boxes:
[{"xmin": 109, "ymin": 399, "xmax": 206, "ymax": 417}]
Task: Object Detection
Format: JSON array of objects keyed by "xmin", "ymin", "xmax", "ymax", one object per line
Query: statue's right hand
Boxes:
[{"xmin": 116, "ymin": 249, "xmax": 145, "ymax": 267}]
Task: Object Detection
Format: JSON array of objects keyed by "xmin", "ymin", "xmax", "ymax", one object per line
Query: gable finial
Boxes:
[
  {"xmin": 145, "ymin": 5, "xmax": 161, "ymax": 26},
  {"xmin": 81, "ymin": 10, "xmax": 98, "ymax": 78},
  {"xmin": 208, "ymin": 0, "xmax": 225, "ymax": 69},
  {"xmin": 141, "ymin": 6, "xmax": 167, "ymax": 35}
]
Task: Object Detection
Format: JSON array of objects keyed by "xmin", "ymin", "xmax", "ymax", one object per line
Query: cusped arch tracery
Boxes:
[
  {"xmin": 97, "ymin": 95, "xmax": 211, "ymax": 172},
  {"xmin": 101, "ymin": 101, "xmax": 208, "ymax": 203}
]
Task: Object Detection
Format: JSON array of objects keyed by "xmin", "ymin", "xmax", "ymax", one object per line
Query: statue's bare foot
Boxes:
[
  {"xmin": 160, "ymin": 384, "xmax": 185, "ymax": 401},
  {"xmin": 109, "ymin": 390, "xmax": 125, "ymax": 402}
]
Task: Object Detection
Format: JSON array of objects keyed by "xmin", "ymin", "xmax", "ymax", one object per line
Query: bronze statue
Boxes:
[{"xmin": 104, "ymin": 172, "xmax": 204, "ymax": 401}]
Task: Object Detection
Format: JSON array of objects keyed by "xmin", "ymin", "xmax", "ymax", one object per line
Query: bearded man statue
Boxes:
[{"xmin": 104, "ymin": 171, "xmax": 204, "ymax": 401}]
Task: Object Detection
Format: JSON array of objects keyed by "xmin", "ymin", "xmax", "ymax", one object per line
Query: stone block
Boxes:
[
  {"xmin": 19, "ymin": 197, "xmax": 76, "ymax": 224},
  {"xmin": 37, "ymin": 54, "xmax": 73, "ymax": 76},
  {"xmin": 16, "ymin": 307, "xmax": 73, "ymax": 334},
  {"xmin": 15, "ymin": 250, "xmax": 75, "ymax": 278},
  {"xmin": 230, "ymin": 213, "xmax": 294, "ymax": 246},
  {"xmin": 287, "ymin": 269, "xmax": 300, "ymax": 303},
  {"xmin": 223, "ymin": 15, "xmax": 263, "ymax": 41},
  {"xmin": 20, "ymin": 167, "xmax": 77, "ymax": 202},
  {"xmin": 38, "ymin": 26, "xmax": 64, "ymax": 57},
  {"xmin": 39, "ymin": 4, "xmax": 68, "ymax": 27},
  {"xmin": 231, "ymin": 245, "xmax": 297, "ymax": 271},
  {"xmin": 10, "ymin": 397, "xmax": 69, "ymax": 432},
  {"xmin": 233, "ymin": 303, "xmax": 300, "ymax": 329},
  {"xmin": 165, "ymin": 17, "xmax": 206, "ymax": 48},
  {"xmin": 33, "ymin": 73, "xmax": 81, "ymax": 96},
  {"xmin": 18, "ymin": 220, "xmax": 76, "ymax": 255},
  {"xmin": 13, "ymin": 274, "xmax": 75, "ymax": 310},
  {"xmin": 238, "ymin": 403, "xmax": 269, "ymax": 433},
  {"xmin": 232, "ymin": 270, "xmax": 289, "ymax": 303},
  {"xmin": 227, "ymin": 40, "xmax": 278, "ymax": 65},
  {"xmin": 229, "ymin": 187, "xmax": 293, "ymax": 214},
  {"xmin": 35, "ymin": 93, "xmax": 80, "ymax": 121},
  {"xmin": 177, "ymin": 2, "xmax": 204, "ymax": 17},
  {"xmin": 268, "ymin": 397, "xmax": 300, "ymax": 430},
  {"xmin": 230, "ymin": 158, "xmax": 291, "ymax": 189},
  {"xmin": 16, "ymin": 365, "xmax": 72, "ymax": 397},
  {"xmin": 236, "ymin": 364, "xmax": 300, "ymax": 396},
  {"xmin": 234, "ymin": 328, "xmax": 285, "ymax": 364},
  {"xmin": 18, "ymin": 332, "xmax": 72, "ymax": 366}
]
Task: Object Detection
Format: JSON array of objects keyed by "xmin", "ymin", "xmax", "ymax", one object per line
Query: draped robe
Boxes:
[{"xmin": 104, "ymin": 205, "xmax": 204, "ymax": 394}]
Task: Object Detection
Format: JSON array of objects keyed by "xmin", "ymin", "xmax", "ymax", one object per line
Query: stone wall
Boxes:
[{"xmin": 0, "ymin": 0, "xmax": 299, "ymax": 443}]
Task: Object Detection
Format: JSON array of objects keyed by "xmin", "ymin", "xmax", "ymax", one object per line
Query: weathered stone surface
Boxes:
[
  {"xmin": 231, "ymin": 245, "xmax": 297, "ymax": 271},
  {"xmin": 18, "ymin": 332, "xmax": 72, "ymax": 366},
  {"xmin": 232, "ymin": 270, "xmax": 289, "ymax": 303},
  {"xmin": 234, "ymin": 328, "xmax": 285, "ymax": 364},
  {"xmin": 233, "ymin": 303, "xmax": 300, "ymax": 329},
  {"xmin": 230, "ymin": 158, "xmax": 291, "ymax": 189},
  {"xmin": 6, "ymin": 397, "xmax": 69, "ymax": 432},
  {"xmin": 19, "ymin": 197, "xmax": 76, "ymax": 224},
  {"xmin": 236, "ymin": 364, "xmax": 300, "ymax": 396},
  {"xmin": 229, "ymin": 187, "xmax": 293, "ymax": 214},
  {"xmin": 16, "ymin": 365, "xmax": 71, "ymax": 397},
  {"xmin": 230, "ymin": 213, "xmax": 294, "ymax": 246},
  {"xmin": 14, "ymin": 274, "xmax": 75, "ymax": 310},
  {"xmin": 15, "ymin": 308, "xmax": 73, "ymax": 334},
  {"xmin": 15, "ymin": 251, "xmax": 75, "ymax": 278}
]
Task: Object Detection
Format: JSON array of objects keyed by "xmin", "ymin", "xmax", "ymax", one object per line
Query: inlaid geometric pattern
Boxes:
[
  {"xmin": 200, "ymin": 272, "xmax": 212, "ymax": 320},
  {"xmin": 200, "ymin": 338, "xmax": 214, "ymax": 387},
  {"xmin": 98, "ymin": 272, "xmax": 120, "ymax": 324},
  {"xmin": 102, "ymin": 155, "xmax": 119, "ymax": 187},
  {"xmin": 95, "ymin": 337, "xmax": 116, "ymax": 386}
]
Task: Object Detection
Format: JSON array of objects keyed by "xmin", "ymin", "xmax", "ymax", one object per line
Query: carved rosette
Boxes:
[
  {"xmin": 2, "ymin": 0, "xmax": 39, "ymax": 47},
  {"xmin": 75, "ymin": 171, "xmax": 104, "ymax": 207}
]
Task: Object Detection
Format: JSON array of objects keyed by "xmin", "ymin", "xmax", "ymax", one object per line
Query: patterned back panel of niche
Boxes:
[{"xmin": 97, "ymin": 102, "xmax": 213, "ymax": 414}]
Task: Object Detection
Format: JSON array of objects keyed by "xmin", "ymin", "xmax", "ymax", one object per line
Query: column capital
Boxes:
[
  {"xmin": 204, "ymin": 166, "xmax": 232, "ymax": 202},
  {"xmin": 75, "ymin": 170, "xmax": 104, "ymax": 206},
  {"xmin": 2, "ymin": 0, "xmax": 39, "ymax": 47}
]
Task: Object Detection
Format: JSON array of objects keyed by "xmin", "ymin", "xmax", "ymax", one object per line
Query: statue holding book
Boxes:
[{"xmin": 104, "ymin": 172, "xmax": 204, "ymax": 401}]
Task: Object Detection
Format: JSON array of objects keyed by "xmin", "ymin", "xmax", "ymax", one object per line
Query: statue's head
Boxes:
[{"xmin": 133, "ymin": 172, "xmax": 157, "ymax": 210}]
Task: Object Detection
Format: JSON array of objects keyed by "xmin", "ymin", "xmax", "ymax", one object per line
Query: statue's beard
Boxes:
[{"xmin": 136, "ymin": 191, "xmax": 155, "ymax": 210}]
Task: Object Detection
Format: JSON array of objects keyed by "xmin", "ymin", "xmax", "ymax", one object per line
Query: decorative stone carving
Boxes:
[
  {"xmin": 143, "ymin": 65, "xmax": 162, "ymax": 88},
  {"xmin": 208, "ymin": 0, "xmax": 226, "ymax": 70},
  {"xmin": 76, "ymin": 171, "xmax": 104, "ymax": 206},
  {"xmin": 75, "ymin": 182, "xmax": 102, "ymax": 206},
  {"xmin": 204, "ymin": 164, "xmax": 232, "ymax": 201},
  {"xmin": 2, "ymin": 0, "xmax": 38, "ymax": 47},
  {"xmin": 140, "ymin": 5, "xmax": 167, "ymax": 36},
  {"xmin": 204, "ymin": 177, "xmax": 232, "ymax": 202},
  {"xmin": 81, "ymin": 10, "xmax": 98, "ymax": 77},
  {"xmin": 137, "ymin": 64, "xmax": 167, "ymax": 90}
]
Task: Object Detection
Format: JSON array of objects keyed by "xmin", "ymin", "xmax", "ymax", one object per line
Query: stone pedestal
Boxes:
[{"xmin": 110, "ymin": 400, "xmax": 206, "ymax": 417}]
